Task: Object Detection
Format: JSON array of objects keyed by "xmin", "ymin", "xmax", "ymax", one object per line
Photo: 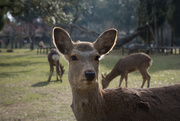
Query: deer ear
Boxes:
[
  {"xmin": 53, "ymin": 27, "xmax": 73, "ymax": 54},
  {"xmin": 93, "ymin": 29, "xmax": 117, "ymax": 55},
  {"xmin": 101, "ymin": 73, "xmax": 104, "ymax": 79}
]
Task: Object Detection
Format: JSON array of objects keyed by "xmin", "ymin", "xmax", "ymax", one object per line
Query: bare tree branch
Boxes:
[
  {"xmin": 60, "ymin": 22, "xmax": 153, "ymax": 47},
  {"xmin": 116, "ymin": 24, "xmax": 149, "ymax": 47}
]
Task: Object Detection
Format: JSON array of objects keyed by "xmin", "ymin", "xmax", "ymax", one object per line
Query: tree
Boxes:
[
  {"xmin": 0, "ymin": 0, "xmax": 24, "ymax": 31},
  {"xmin": 1, "ymin": 0, "xmax": 145, "ymax": 48},
  {"xmin": 167, "ymin": 0, "xmax": 180, "ymax": 38},
  {"xmin": 0, "ymin": 13, "xmax": 5, "ymax": 30},
  {"xmin": 79, "ymin": 0, "xmax": 139, "ymax": 34},
  {"xmin": 0, "ymin": 0, "xmax": 72, "ymax": 49},
  {"xmin": 137, "ymin": 0, "xmax": 168, "ymax": 47}
]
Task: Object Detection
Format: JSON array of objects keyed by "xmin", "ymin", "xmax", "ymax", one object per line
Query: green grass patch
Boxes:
[{"xmin": 0, "ymin": 49, "xmax": 180, "ymax": 120}]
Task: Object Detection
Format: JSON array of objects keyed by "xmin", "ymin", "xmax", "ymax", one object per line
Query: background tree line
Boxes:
[{"xmin": 0, "ymin": 0, "xmax": 179, "ymax": 50}]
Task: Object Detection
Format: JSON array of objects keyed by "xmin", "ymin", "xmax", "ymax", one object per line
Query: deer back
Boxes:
[
  {"xmin": 102, "ymin": 84, "xmax": 180, "ymax": 121},
  {"xmin": 115, "ymin": 53, "xmax": 152, "ymax": 73}
]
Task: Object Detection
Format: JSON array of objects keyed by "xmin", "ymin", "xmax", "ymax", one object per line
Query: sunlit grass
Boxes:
[
  {"xmin": 0, "ymin": 49, "xmax": 180, "ymax": 120},
  {"xmin": 0, "ymin": 49, "xmax": 73, "ymax": 120}
]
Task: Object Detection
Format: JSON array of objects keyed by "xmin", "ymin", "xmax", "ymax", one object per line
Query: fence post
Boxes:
[
  {"xmin": 43, "ymin": 48, "xmax": 45, "ymax": 54},
  {"xmin": 150, "ymin": 48, "xmax": 153, "ymax": 55},
  {"xmin": 170, "ymin": 48, "xmax": 173, "ymax": 54},
  {"xmin": 46, "ymin": 48, "xmax": 48, "ymax": 54},
  {"xmin": 40, "ymin": 48, "xmax": 42, "ymax": 54},
  {"xmin": 122, "ymin": 47, "xmax": 124, "ymax": 55}
]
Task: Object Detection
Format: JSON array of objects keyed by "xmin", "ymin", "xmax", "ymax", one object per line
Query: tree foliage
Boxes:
[
  {"xmin": 0, "ymin": 0, "xmax": 73, "ymax": 24},
  {"xmin": 80, "ymin": 0, "xmax": 139, "ymax": 34},
  {"xmin": 0, "ymin": 0, "xmax": 73, "ymax": 49},
  {"xmin": 137, "ymin": 0, "xmax": 180, "ymax": 46},
  {"xmin": 167, "ymin": 0, "xmax": 180, "ymax": 37},
  {"xmin": 0, "ymin": 0, "xmax": 139, "ymax": 33},
  {"xmin": 137, "ymin": 0, "xmax": 168, "ymax": 44},
  {"xmin": 0, "ymin": 0, "xmax": 179, "ymax": 49},
  {"xmin": 137, "ymin": 0, "xmax": 167, "ymax": 27}
]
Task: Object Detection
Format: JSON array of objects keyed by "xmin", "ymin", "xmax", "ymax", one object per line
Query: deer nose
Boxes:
[{"xmin": 85, "ymin": 71, "xmax": 95, "ymax": 81}]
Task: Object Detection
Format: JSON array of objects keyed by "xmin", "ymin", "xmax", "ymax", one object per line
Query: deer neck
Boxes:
[
  {"xmin": 106, "ymin": 69, "xmax": 119, "ymax": 83},
  {"xmin": 71, "ymin": 83, "xmax": 103, "ymax": 105},
  {"xmin": 71, "ymin": 82, "xmax": 104, "ymax": 120}
]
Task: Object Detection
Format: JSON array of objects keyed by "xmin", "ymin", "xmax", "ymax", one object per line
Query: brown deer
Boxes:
[
  {"xmin": 47, "ymin": 49, "xmax": 65, "ymax": 82},
  {"xmin": 101, "ymin": 53, "xmax": 152, "ymax": 89},
  {"xmin": 53, "ymin": 27, "xmax": 180, "ymax": 121},
  {"xmin": 39, "ymin": 40, "xmax": 46, "ymax": 48}
]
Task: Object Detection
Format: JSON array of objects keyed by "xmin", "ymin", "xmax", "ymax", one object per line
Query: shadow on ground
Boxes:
[{"xmin": 31, "ymin": 80, "xmax": 62, "ymax": 87}]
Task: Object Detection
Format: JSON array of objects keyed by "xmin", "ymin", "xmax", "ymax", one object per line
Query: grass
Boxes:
[
  {"xmin": 0, "ymin": 49, "xmax": 180, "ymax": 120},
  {"xmin": 0, "ymin": 49, "xmax": 74, "ymax": 121}
]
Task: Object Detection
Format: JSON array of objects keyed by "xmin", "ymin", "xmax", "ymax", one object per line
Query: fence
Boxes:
[
  {"xmin": 37, "ymin": 47, "xmax": 180, "ymax": 55},
  {"xmin": 153, "ymin": 47, "xmax": 180, "ymax": 55},
  {"xmin": 120, "ymin": 47, "xmax": 180, "ymax": 55},
  {"xmin": 37, "ymin": 47, "xmax": 55, "ymax": 54}
]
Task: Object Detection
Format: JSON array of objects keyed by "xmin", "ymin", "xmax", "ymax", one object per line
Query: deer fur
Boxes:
[
  {"xmin": 53, "ymin": 27, "xmax": 180, "ymax": 121},
  {"xmin": 47, "ymin": 49, "xmax": 65, "ymax": 82},
  {"xmin": 101, "ymin": 53, "xmax": 152, "ymax": 89}
]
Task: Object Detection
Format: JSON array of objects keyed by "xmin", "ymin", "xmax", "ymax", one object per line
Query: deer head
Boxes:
[
  {"xmin": 101, "ymin": 73, "xmax": 109, "ymax": 89},
  {"xmin": 53, "ymin": 27, "xmax": 117, "ymax": 90}
]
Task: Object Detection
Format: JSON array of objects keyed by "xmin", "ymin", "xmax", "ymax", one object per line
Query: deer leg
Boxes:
[
  {"xmin": 139, "ymin": 68, "xmax": 150, "ymax": 88},
  {"xmin": 141, "ymin": 76, "xmax": 146, "ymax": 88},
  {"xmin": 146, "ymin": 73, "xmax": 151, "ymax": 88},
  {"xmin": 56, "ymin": 64, "xmax": 62, "ymax": 82},
  {"xmin": 143, "ymin": 72, "xmax": 150, "ymax": 88},
  {"xmin": 119, "ymin": 73, "xmax": 125, "ymax": 87},
  {"xmin": 56, "ymin": 68, "xmax": 59, "ymax": 81},
  {"xmin": 56, "ymin": 65, "xmax": 59, "ymax": 81},
  {"xmin": 48, "ymin": 66, "xmax": 54, "ymax": 82},
  {"xmin": 59, "ymin": 64, "xmax": 64, "ymax": 82},
  {"xmin": 125, "ymin": 74, "xmax": 128, "ymax": 88}
]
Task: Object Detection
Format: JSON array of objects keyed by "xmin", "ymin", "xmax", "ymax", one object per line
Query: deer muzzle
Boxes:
[{"xmin": 85, "ymin": 71, "xmax": 95, "ymax": 81}]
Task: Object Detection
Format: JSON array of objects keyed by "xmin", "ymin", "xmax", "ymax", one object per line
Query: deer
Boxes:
[
  {"xmin": 39, "ymin": 40, "xmax": 46, "ymax": 48},
  {"xmin": 101, "ymin": 53, "xmax": 152, "ymax": 89},
  {"xmin": 53, "ymin": 27, "xmax": 180, "ymax": 121},
  {"xmin": 47, "ymin": 48, "xmax": 65, "ymax": 82}
]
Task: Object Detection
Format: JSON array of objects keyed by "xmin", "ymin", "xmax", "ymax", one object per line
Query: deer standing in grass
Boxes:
[
  {"xmin": 101, "ymin": 53, "xmax": 152, "ymax": 89},
  {"xmin": 47, "ymin": 49, "xmax": 65, "ymax": 82},
  {"xmin": 53, "ymin": 27, "xmax": 180, "ymax": 121}
]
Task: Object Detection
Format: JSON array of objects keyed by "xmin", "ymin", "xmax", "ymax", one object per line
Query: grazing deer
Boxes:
[
  {"xmin": 101, "ymin": 53, "xmax": 152, "ymax": 89},
  {"xmin": 47, "ymin": 49, "xmax": 65, "ymax": 82},
  {"xmin": 53, "ymin": 27, "xmax": 180, "ymax": 121},
  {"xmin": 39, "ymin": 40, "xmax": 46, "ymax": 48}
]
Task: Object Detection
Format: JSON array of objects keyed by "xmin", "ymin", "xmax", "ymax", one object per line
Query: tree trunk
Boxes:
[
  {"xmin": 154, "ymin": 15, "xmax": 159, "ymax": 49},
  {"xmin": 15, "ymin": 41, "xmax": 18, "ymax": 48},
  {"xmin": 171, "ymin": 30, "xmax": 174, "ymax": 54},
  {"xmin": 116, "ymin": 24, "xmax": 149, "ymax": 47},
  {"xmin": 28, "ymin": 36, "xmax": 34, "ymax": 50},
  {"xmin": 160, "ymin": 26, "xmax": 164, "ymax": 52},
  {"xmin": 11, "ymin": 38, "xmax": 14, "ymax": 49}
]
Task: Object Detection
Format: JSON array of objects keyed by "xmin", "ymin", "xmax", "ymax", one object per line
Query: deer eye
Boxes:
[
  {"xmin": 95, "ymin": 56, "xmax": 100, "ymax": 61},
  {"xmin": 71, "ymin": 55, "xmax": 78, "ymax": 61}
]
